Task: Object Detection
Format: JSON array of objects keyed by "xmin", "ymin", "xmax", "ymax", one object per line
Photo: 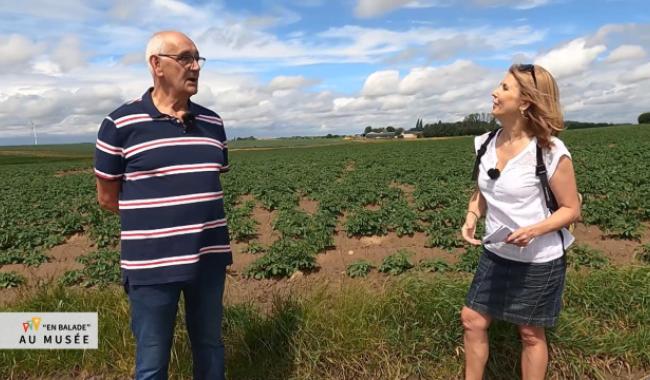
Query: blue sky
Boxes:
[{"xmin": 1, "ymin": 0, "xmax": 649, "ymax": 144}]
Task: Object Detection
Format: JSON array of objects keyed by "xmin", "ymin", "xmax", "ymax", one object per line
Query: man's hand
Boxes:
[{"xmin": 96, "ymin": 177, "xmax": 121, "ymax": 214}]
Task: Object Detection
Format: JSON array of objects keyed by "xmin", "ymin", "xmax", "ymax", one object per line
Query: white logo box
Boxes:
[{"xmin": 0, "ymin": 312, "xmax": 98, "ymax": 349}]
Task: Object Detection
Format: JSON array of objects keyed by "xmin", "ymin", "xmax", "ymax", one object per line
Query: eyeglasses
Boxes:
[
  {"xmin": 516, "ymin": 64, "xmax": 537, "ymax": 88},
  {"xmin": 157, "ymin": 54, "xmax": 206, "ymax": 69}
]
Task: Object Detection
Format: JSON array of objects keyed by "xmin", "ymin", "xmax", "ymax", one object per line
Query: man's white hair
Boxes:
[{"xmin": 145, "ymin": 32, "xmax": 167, "ymax": 74}]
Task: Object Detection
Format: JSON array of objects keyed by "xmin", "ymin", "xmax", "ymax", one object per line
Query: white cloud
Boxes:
[
  {"xmin": 378, "ymin": 94, "xmax": 412, "ymax": 111},
  {"xmin": 534, "ymin": 38, "xmax": 606, "ymax": 78},
  {"xmin": 362, "ymin": 70, "xmax": 400, "ymax": 97},
  {"xmin": 0, "ymin": 34, "xmax": 44, "ymax": 69},
  {"xmin": 354, "ymin": 0, "xmax": 413, "ymax": 18},
  {"xmin": 215, "ymin": 87, "xmax": 265, "ymax": 109},
  {"xmin": 605, "ymin": 45, "xmax": 646, "ymax": 63},
  {"xmin": 619, "ymin": 62, "xmax": 650, "ymax": 83},
  {"xmin": 589, "ymin": 23, "xmax": 650, "ymax": 46},
  {"xmin": 354, "ymin": 0, "xmax": 549, "ymax": 18},
  {"xmin": 268, "ymin": 75, "xmax": 316, "ymax": 90},
  {"xmin": 315, "ymin": 25, "xmax": 545, "ymax": 64},
  {"xmin": 473, "ymin": 0, "xmax": 550, "ymax": 10},
  {"xmin": 50, "ymin": 35, "xmax": 89, "ymax": 72},
  {"xmin": 333, "ymin": 97, "xmax": 380, "ymax": 113},
  {"xmin": 152, "ymin": 0, "xmax": 196, "ymax": 16},
  {"xmin": 428, "ymin": 35, "xmax": 482, "ymax": 60},
  {"xmin": 1, "ymin": 0, "xmax": 97, "ymax": 20},
  {"xmin": 399, "ymin": 60, "xmax": 488, "ymax": 95}
]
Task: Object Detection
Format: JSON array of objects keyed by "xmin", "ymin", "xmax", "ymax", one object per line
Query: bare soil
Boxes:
[
  {"xmin": 0, "ymin": 233, "xmax": 93, "ymax": 306},
  {"xmin": 2, "ymin": 216, "xmax": 648, "ymax": 309},
  {"xmin": 54, "ymin": 168, "xmax": 94, "ymax": 177},
  {"xmin": 390, "ymin": 181, "xmax": 416, "ymax": 206},
  {"xmin": 298, "ymin": 197, "xmax": 319, "ymax": 215},
  {"xmin": 250, "ymin": 202, "xmax": 280, "ymax": 246}
]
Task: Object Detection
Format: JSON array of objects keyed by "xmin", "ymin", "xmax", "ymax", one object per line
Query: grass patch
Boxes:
[{"xmin": 1, "ymin": 267, "xmax": 649, "ymax": 379}]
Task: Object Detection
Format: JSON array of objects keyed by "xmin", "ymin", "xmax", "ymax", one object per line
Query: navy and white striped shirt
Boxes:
[{"xmin": 94, "ymin": 88, "xmax": 232, "ymax": 285}]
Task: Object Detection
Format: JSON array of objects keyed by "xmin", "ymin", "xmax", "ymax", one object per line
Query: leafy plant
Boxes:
[
  {"xmin": 346, "ymin": 260, "xmax": 374, "ymax": 278},
  {"xmin": 244, "ymin": 239, "xmax": 318, "ymax": 279},
  {"xmin": 245, "ymin": 242, "xmax": 266, "ymax": 254},
  {"xmin": 417, "ymin": 259, "xmax": 451, "ymax": 273},
  {"xmin": 59, "ymin": 270, "xmax": 84, "ymax": 286},
  {"xmin": 228, "ymin": 200, "xmax": 258, "ymax": 242},
  {"xmin": 73, "ymin": 249, "xmax": 121, "ymax": 287},
  {"xmin": 345, "ymin": 208, "xmax": 387, "ymax": 237},
  {"xmin": 379, "ymin": 250, "xmax": 414, "ymax": 275},
  {"xmin": 568, "ymin": 245, "xmax": 609, "ymax": 269},
  {"xmin": 0, "ymin": 249, "xmax": 47, "ymax": 266},
  {"xmin": 605, "ymin": 217, "xmax": 641, "ymax": 240},
  {"xmin": 0, "ymin": 272, "xmax": 26, "ymax": 288},
  {"xmin": 425, "ymin": 227, "xmax": 463, "ymax": 250}
]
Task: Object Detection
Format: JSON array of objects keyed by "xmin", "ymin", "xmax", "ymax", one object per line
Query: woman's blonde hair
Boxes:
[{"xmin": 509, "ymin": 64, "xmax": 564, "ymax": 149}]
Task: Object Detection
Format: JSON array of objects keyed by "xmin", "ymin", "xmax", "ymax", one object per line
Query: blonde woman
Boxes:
[{"xmin": 460, "ymin": 64, "xmax": 581, "ymax": 380}]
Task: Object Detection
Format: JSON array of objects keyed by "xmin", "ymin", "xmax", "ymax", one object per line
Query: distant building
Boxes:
[
  {"xmin": 365, "ymin": 131, "xmax": 396, "ymax": 139},
  {"xmin": 402, "ymin": 132, "xmax": 422, "ymax": 139}
]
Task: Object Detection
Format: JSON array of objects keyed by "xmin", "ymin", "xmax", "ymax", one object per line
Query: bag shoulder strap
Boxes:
[
  {"xmin": 471, "ymin": 129, "xmax": 499, "ymax": 181},
  {"xmin": 535, "ymin": 145, "xmax": 559, "ymax": 212},
  {"xmin": 535, "ymin": 144, "xmax": 566, "ymax": 254}
]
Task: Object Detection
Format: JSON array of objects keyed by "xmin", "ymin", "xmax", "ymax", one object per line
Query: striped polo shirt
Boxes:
[{"xmin": 94, "ymin": 88, "xmax": 232, "ymax": 285}]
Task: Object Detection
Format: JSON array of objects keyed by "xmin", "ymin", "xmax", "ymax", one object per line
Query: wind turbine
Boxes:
[{"xmin": 30, "ymin": 121, "xmax": 38, "ymax": 145}]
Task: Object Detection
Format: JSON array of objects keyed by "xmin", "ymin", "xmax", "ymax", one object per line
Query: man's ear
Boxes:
[{"xmin": 149, "ymin": 55, "xmax": 163, "ymax": 77}]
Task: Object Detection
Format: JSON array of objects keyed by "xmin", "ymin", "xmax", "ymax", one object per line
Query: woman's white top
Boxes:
[{"xmin": 475, "ymin": 129, "xmax": 573, "ymax": 263}]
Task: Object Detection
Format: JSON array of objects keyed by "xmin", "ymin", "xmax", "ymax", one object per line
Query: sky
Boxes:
[{"xmin": 1, "ymin": 0, "xmax": 649, "ymax": 145}]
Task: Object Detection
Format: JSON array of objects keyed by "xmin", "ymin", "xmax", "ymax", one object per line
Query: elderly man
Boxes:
[{"xmin": 94, "ymin": 31, "xmax": 231, "ymax": 380}]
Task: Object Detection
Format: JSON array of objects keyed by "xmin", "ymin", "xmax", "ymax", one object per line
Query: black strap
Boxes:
[
  {"xmin": 535, "ymin": 145, "xmax": 566, "ymax": 255},
  {"xmin": 471, "ymin": 128, "xmax": 499, "ymax": 181}
]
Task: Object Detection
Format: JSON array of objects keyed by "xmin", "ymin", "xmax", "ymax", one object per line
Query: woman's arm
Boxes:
[
  {"xmin": 507, "ymin": 156, "xmax": 581, "ymax": 246},
  {"xmin": 461, "ymin": 189, "xmax": 487, "ymax": 245}
]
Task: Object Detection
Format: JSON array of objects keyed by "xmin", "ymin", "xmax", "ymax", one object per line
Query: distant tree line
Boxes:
[
  {"xmin": 639, "ymin": 112, "xmax": 650, "ymax": 124},
  {"xmin": 361, "ymin": 112, "xmax": 645, "ymax": 139},
  {"xmin": 563, "ymin": 121, "xmax": 618, "ymax": 130},
  {"xmin": 415, "ymin": 113, "xmax": 498, "ymax": 138}
]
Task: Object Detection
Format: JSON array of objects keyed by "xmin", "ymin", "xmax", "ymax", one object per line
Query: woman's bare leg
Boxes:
[
  {"xmin": 518, "ymin": 325, "xmax": 548, "ymax": 380},
  {"xmin": 461, "ymin": 306, "xmax": 492, "ymax": 380}
]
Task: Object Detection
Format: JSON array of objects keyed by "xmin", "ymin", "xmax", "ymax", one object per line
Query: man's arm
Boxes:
[{"xmin": 96, "ymin": 177, "xmax": 121, "ymax": 214}]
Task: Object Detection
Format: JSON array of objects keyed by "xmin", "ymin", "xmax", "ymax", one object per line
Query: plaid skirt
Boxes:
[{"xmin": 465, "ymin": 248, "xmax": 567, "ymax": 327}]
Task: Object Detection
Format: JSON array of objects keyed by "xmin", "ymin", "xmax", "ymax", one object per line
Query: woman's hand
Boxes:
[
  {"xmin": 505, "ymin": 226, "xmax": 539, "ymax": 247},
  {"xmin": 461, "ymin": 219, "xmax": 482, "ymax": 245}
]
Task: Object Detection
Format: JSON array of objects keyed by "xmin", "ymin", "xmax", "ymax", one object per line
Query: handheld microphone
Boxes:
[{"xmin": 181, "ymin": 112, "xmax": 195, "ymax": 133}]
